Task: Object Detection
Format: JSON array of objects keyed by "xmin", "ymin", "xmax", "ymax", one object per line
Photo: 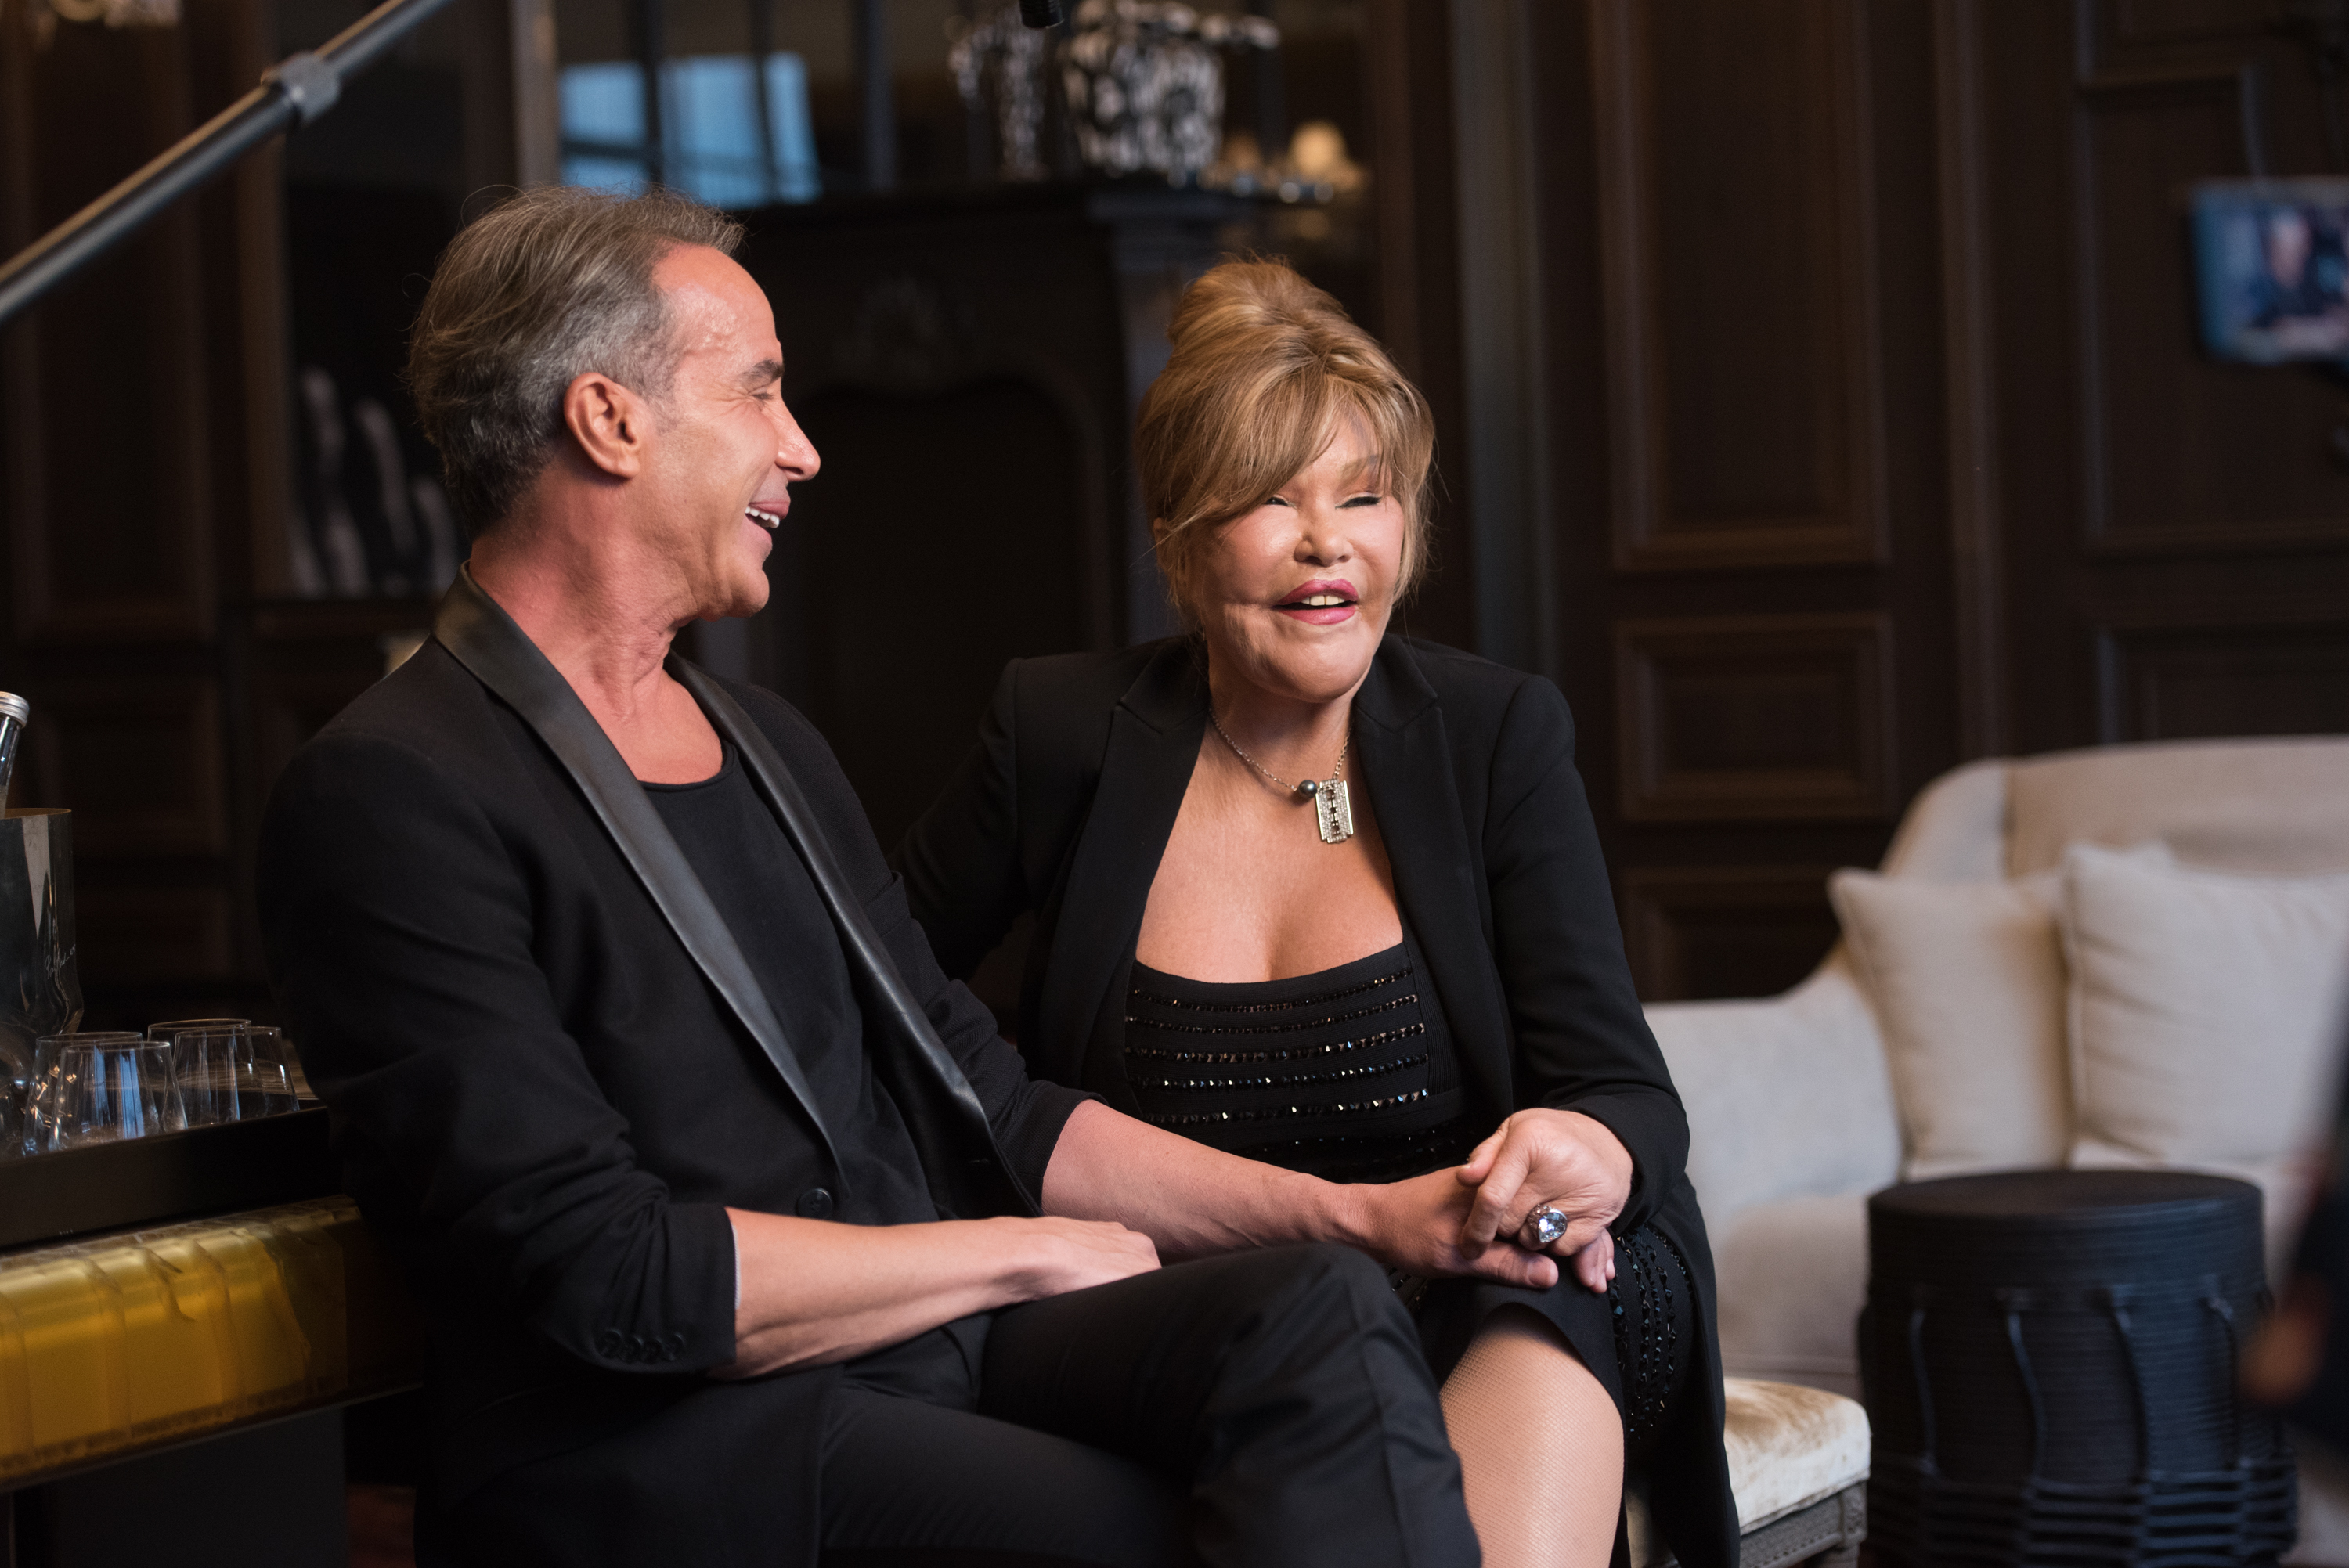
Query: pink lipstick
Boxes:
[{"xmin": 1274, "ymin": 578, "xmax": 1359, "ymax": 625}]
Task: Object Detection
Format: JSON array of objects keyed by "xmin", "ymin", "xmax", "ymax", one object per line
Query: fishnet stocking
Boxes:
[{"xmin": 1442, "ymin": 1305, "xmax": 1623, "ymax": 1568}]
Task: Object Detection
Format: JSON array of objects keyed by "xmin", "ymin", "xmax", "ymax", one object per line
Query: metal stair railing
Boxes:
[
  {"xmin": 0, "ymin": 0, "xmax": 1073, "ymax": 331},
  {"xmin": 0, "ymin": 0, "xmax": 463, "ymax": 329}
]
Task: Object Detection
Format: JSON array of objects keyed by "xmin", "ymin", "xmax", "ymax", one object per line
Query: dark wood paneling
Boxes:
[
  {"xmin": 1528, "ymin": 0, "xmax": 2346, "ymax": 1003},
  {"xmin": 4, "ymin": 13, "xmax": 214, "ymax": 645},
  {"xmin": 1936, "ymin": 0, "xmax": 2008, "ymax": 757},
  {"xmin": 1535, "ymin": 0, "xmax": 1948, "ymax": 1000},
  {"xmin": 2097, "ymin": 621, "xmax": 2349, "ymax": 741},
  {"xmin": 2073, "ymin": 65, "xmax": 2349, "ymax": 554},
  {"xmin": 1615, "ymin": 614, "xmax": 1896, "ymax": 823},
  {"xmin": 734, "ymin": 192, "xmax": 1305, "ymax": 849},
  {"xmin": 1, "ymin": 0, "xmax": 313, "ymax": 1018},
  {"xmin": 1364, "ymin": 0, "xmax": 1474, "ymax": 653},
  {"xmin": 1987, "ymin": 0, "xmax": 2349, "ymax": 755},
  {"xmin": 73, "ymin": 887, "xmax": 235, "ymax": 983},
  {"xmin": 1591, "ymin": 0, "xmax": 1889, "ymax": 572},
  {"xmin": 778, "ymin": 373, "xmax": 1094, "ymax": 847},
  {"xmin": 2098, "ymin": 0, "xmax": 2268, "ymax": 56},
  {"xmin": 246, "ymin": 605, "xmax": 429, "ymax": 801},
  {"xmin": 1621, "ymin": 866, "xmax": 1841, "ymax": 1003},
  {"xmin": 26, "ymin": 678, "xmax": 225, "ymax": 858}
]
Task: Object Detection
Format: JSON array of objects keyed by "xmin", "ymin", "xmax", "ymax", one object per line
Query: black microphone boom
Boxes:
[
  {"xmin": 1019, "ymin": 0, "xmax": 1066, "ymax": 27},
  {"xmin": 0, "ymin": 0, "xmax": 460, "ymax": 330}
]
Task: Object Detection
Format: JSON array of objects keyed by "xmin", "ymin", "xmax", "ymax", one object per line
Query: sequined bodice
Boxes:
[{"xmin": 1124, "ymin": 941, "xmax": 1474, "ymax": 1184}]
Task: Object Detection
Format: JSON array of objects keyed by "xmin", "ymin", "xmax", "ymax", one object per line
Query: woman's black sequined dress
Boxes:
[{"xmin": 1125, "ymin": 934, "xmax": 1695, "ymax": 1456}]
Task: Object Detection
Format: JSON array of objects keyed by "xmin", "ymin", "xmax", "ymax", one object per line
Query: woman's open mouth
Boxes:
[{"xmin": 1274, "ymin": 579, "xmax": 1359, "ymax": 625}]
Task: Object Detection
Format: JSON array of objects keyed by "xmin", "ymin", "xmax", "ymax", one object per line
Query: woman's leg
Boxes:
[{"xmin": 1441, "ymin": 1304, "xmax": 1624, "ymax": 1568}]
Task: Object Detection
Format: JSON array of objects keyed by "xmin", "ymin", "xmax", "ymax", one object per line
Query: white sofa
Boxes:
[{"xmin": 1645, "ymin": 736, "xmax": 2349, "ymax": 1565}]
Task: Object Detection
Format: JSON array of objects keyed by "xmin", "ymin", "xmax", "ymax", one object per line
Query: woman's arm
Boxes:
[
  {"xmin": 722, "ymin": 1209, "xmax": 1160, "ymax": 1376},
  {"xmin": 1041, "ymin": 1101, "xmax": 1561, "ymax": 1288},
  {"xmin": 1456, "ymin": 1109, "xmax": 1629, "ymax": 1290},
  {"xmin": 1474, "ymin": 676, "xmax": 1692, "ymax": 1238}
]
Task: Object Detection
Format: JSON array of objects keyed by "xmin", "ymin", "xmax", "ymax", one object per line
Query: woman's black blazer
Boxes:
[{"xmin": 893, "ymin": 633, "xmax": 1738, "ymax": 1568}]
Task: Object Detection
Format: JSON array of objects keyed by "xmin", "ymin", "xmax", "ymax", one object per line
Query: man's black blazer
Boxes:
[
  {"xmin": 893, "ymin": 634, "xmax": 1739, "ymax": 1568},
  {"xmin": 257, "ymin": 635, "xmax": 1084, "ymax": 1533}
]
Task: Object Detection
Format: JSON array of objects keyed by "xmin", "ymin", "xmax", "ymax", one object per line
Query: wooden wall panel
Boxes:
[
  {"xmin": 3, "ymin": 13, "xmax": 214, "ymax": 644},
  {"xmin": 1539, "ymin": 0, "xmax": 2347, "ymax": 998},
  {"xmin": 1591, "ymin": 0, "xmax": 1888, "ymax": 571},
  {"xmin": 1537, "ymin": 0, "xmax": 1950, "ymax": 1000},
  {"xmin": 2097, "ymin": 622, "xmax": 2349, "ymax": 742},
  {"xmin": 246, "ymin": 604, "xmax": 428, "ymax": 801},
  {"xmin": 25, "ymin": 679, "xmax": 226, "ymax": 858},
  {"xmin": 72, "ymin": 888, "xmax": 235, "ymax": 982},
  {"xmin": 778, "ymin": 374, "xmax": 1093, "ymax": 846},
  {"xmin": 2102, "ymin": 0, "xmax": 2257, "ymax": 48},
  {"xmin": 1620, "ymin": 867, "xmax": 1842, "ymax": 1004},
  {"xmin": 1986, "ymin": 0, "xmax": 2349, "ymax": 755},
  {"xmin": 2, "ymin": 0, "xmax": 287, "ymax": 1016},
  {"xmin": 2071, "ymin": 62, "xmax": 2349, "ymax": 554},
  {"xmin": 1615, "ymin": 614, "xmax": 1896, "ymax": 822}
]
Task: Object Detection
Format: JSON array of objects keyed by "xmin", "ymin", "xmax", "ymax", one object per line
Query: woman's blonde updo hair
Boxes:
[{"xmin": 1135, "ymin": 260, "xmax": 1434, "ymax": 626}]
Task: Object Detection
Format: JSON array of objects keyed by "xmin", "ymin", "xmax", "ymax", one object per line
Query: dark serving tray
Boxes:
[{"xmin": 0, "ymin": 1105, "xmax": 338, "ymax": 1253}]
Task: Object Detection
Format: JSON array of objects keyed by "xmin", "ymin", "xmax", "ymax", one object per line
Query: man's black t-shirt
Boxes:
[{"xmin": 645, "ymin": 741, "xmax": 939, "ymax": 1231}]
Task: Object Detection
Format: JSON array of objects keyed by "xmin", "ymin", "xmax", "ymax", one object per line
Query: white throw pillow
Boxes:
[
  {"xmin": 1828, "ymin": 868, "xmax": 2073, "ymax": 1179},
  {"xmin": 2062, "ymin": 843, "xmax": 2349, "ymax": 1174}
]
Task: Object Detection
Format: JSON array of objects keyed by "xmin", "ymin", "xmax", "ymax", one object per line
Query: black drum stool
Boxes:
[{"xmin": 1862, "ymin": 1170, "xmax": 2296, "ymax": 1568}]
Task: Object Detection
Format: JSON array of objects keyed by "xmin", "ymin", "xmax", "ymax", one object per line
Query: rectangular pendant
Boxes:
[{"xmin": 1315, "ymin": 779, "xmax": 1355, "ymax": 844}]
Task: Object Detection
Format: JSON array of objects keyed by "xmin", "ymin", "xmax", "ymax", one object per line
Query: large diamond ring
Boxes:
[{"xmin": 1524, "ymin": 1207, "xmax": 1569, "ymax": 1248}]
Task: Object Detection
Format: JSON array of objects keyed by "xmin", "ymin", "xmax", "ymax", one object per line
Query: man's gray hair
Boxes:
[{"xmin": 406, "ymin": 186, "xmax": 745, "ymax": 535}]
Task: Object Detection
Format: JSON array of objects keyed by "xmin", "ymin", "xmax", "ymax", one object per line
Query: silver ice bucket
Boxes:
[{"xmin": 2, "ymin": 809, "xmax": 82, "ymax": 1152}]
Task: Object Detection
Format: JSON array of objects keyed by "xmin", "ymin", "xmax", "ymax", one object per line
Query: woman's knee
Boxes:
[{"xmin": 1445, "ymin": 1308, "xmax": 1621, "ymax": 1438}]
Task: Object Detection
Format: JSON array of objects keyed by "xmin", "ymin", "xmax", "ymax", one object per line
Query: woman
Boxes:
[{"xmin": 893, "ymin": 261, "xmax": 1734, "ymax": 1568}]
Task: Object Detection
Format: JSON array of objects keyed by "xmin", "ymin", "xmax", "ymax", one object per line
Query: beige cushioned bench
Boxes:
[{"xmin": 1629, "ymin": 1378, "xmax": 1870, "ymax": 1568}]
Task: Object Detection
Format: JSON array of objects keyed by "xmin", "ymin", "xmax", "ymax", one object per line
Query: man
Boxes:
[{"xmin": 259, "ymin": 186, "xmax": 1563, "ymax": 1566}]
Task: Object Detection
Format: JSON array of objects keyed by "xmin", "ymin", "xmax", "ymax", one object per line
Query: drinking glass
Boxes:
[
  {"xmin": 41, "ymin": 1033, "xmax": 173, "ymax": 1150},
  {"xmin": 162, "ymin": 1022, "xmax": 250, "ymax": 1129},
  {"xmin": 0, "ymin": 1046, "xmax": 26, "ymax": 1162},
  {"xmin": 20, "ymin": 1035, "xmax": 61, "ymax": 1155},
  {"xmin": 147, "ymin": 1017, "xmax": 250, "ymax": 1040},
  {"xmin": 238, "ymin": 1026, "xmax": 300, "ymax": 1118}
]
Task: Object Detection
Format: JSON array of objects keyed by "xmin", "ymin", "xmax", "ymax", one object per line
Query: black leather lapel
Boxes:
[
  {"xmin": 1034, "ymin": 648, "xmax": 1206, "ymax": 1098},
  {"xmin": 677, "ymin": 664, "xmax": 1038, "ymax": 1219},
  {"xmin": 1351, "ymin": 648, "xmax": 1517, "ymax": 1123},
  {"xmin": 431, "ymin": 569, "xmax": 846, "ymax": 1177}
]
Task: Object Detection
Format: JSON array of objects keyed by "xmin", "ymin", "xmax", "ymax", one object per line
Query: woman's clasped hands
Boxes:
[{"xmin": 1355, "ymin": 1108, "xmax": 1633, "ymax": 1295}]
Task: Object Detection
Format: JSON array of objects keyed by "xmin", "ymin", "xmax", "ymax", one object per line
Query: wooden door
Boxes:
[{"xmin": 1529, "ymin": 0, "xmax": 1960, "ymax": 1000}]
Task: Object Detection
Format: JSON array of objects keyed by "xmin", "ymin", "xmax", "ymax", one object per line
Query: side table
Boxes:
[{"xmin": 1863, "ymin": 1170, "xmax": 2295, "ymax": 1568}]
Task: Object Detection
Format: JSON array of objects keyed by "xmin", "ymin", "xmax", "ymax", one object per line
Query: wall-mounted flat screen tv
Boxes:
[{"xmin": 2193, "ymin": 178, "xmax": 2349, "ymax": 362}]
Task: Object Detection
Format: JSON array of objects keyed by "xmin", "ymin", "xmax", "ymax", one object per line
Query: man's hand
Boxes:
[
  {"xmin": 1350, "ymin": 1167, "xmax": 1560, "ymax": 1289},
  {"xmin": 998, "ymin": 1215, "xmax": 1164, "ymax": 1299},
  {"xmin": 1456, "ymin": 1109, "xmax": 1633, "ymax": 1293},
  {"xmin": 1037, "ymin": 1100, "xmax": 1608, "ymax": 1293}
]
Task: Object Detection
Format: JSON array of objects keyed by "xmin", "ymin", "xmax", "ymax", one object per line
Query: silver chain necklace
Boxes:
[{"xmin": 1208, "ymin": 711, "xmax": 1357, "ymax": 845}]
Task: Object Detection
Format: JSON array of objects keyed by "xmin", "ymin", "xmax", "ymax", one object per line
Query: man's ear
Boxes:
[{"xmin": 562, "ymin": 371, "xmax": 652, "ymax": 478}]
